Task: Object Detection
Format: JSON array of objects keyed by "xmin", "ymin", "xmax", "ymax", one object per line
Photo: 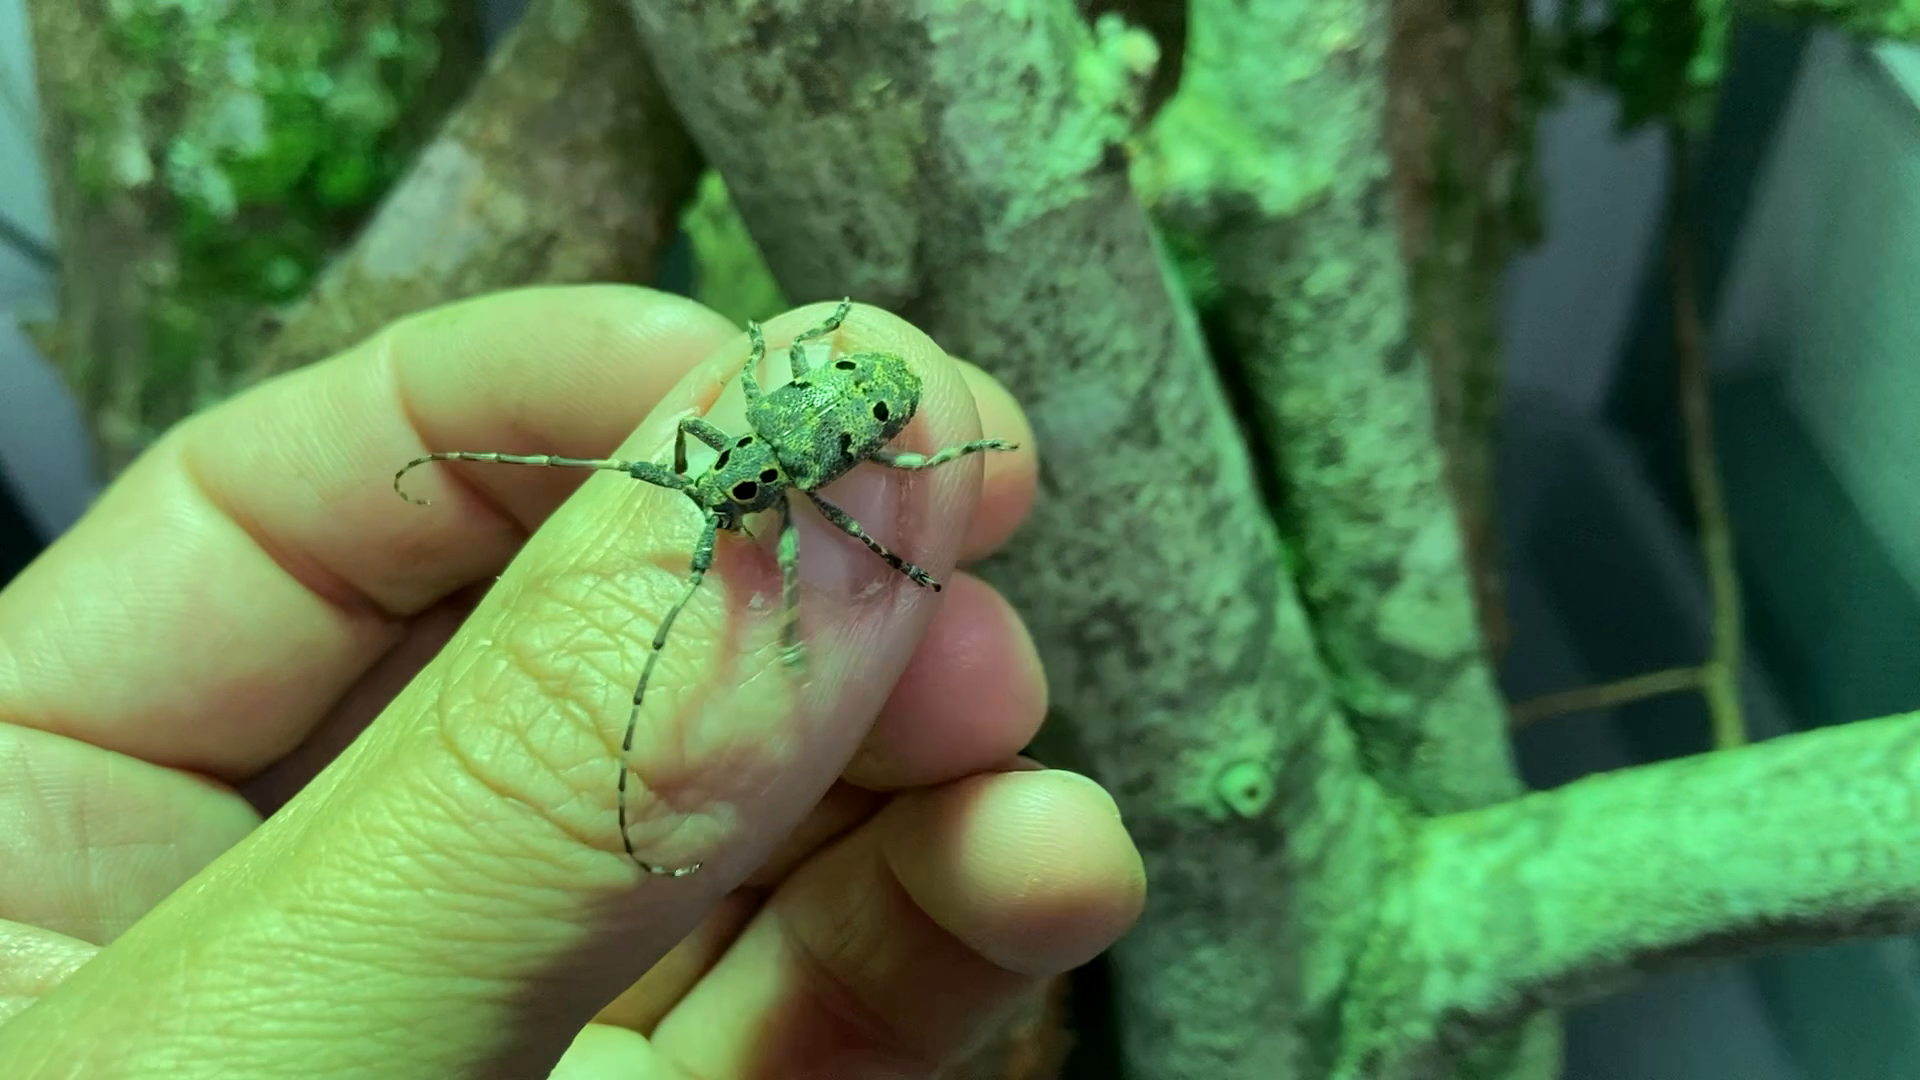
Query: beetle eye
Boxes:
[{"xmin": 731, "ymin": 481, "xmax": 759, "ymax": 501}]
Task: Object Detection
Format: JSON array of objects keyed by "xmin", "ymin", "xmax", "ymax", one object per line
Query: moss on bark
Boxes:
[
  {"xmin": 681, "ymin": 169, "xmax": 788, "ymax": 328},
  {"xmin": 28, "ymin": 0, "xmax": 484, "ymax": 472},
  {"xmin": 247, "ymin": 0, "xmax": 699, "ymax": 380},
  {"xmin": 1138, "ymin": 0, "xmax": 1523, "ymax": 820}
]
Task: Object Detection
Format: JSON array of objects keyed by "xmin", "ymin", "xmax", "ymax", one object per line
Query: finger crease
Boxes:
[
  {"xmin": 775, "ymin": 860, "xmax": 949, "ymax": 1075},
  {"xmin": 176, "ymin": 441, "xmax": 402, "ymax": 628},
  {"xmin": 383, "ymin": 334, "xmax": 536, "ymax": 555}
]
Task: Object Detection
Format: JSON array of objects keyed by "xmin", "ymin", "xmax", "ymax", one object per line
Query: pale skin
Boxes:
[{"xmin": 0, "ymin": 287, "xmax": 1146, "ymax": 1078}]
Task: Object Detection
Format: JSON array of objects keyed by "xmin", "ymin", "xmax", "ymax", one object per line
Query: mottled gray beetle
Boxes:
[{"xmin": 393, "ymin": 299, "xmax": 1017, "ymax": 876}]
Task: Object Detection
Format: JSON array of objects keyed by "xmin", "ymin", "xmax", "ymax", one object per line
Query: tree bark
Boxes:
[
  {"xmin": 623, "ymin": 2, "xmax": 1403, "ymax": 1076},
  {"xmin": 1382, "ymin": 0, "xmax": 1541, "ymax": 660},
  {"xmin": 1344, "ymin": 709, "xmax": 1920, "ymax": 1076},
  {"xmin": 1136, "ymin": 0, "xmax": 1524, "ymax": 819},
  {"xmin": 27, "ymin": 0, "xmax": 485, "ymax": 475},
  {"xmin": 247, "ymin": 0, "xmax": 700, "ymax": 382}
]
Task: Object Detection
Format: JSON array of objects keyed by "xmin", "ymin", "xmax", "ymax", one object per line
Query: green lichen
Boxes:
[
  {"xmin": 1160, "ymin": 222, "xmax": 1222, "ymax": 313},
  {"xmin": 1553, "ymin": 0, "xmax": 1732, "ymax": 131},
  {"xmin": 1552, "ymin": 0, "xmax": 1920, "ymax": 133},
  {"xmin": 61, "ymin": 1, "xmax": 468, "ymax": 437},
  {"xmin": 682, "ymin": 169, "xmax": 788, "ymax": 327}
]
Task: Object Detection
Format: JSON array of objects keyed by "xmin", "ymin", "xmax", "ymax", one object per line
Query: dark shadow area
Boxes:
[{"xmin": 0, "ymin": 468, "xmax": 43, "ymax": 587}]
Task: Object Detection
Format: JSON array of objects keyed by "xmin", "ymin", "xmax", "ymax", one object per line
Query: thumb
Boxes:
[{"xmin": 0, "ymin": 303, "xmax": 998, "ymax": 1078}]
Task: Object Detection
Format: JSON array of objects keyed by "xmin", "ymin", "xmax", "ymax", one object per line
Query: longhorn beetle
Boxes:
[{"xmin": 392, "ymin": 299, "xmax": 1018, "ymax": 877}]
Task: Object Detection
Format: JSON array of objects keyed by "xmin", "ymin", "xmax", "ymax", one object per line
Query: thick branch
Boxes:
[
  {"xmin": 1345, "ymin": 711, "xmax": 1920, "ymax": 1076},
  {"xmin": 624, "ymin": 2, "xmax": 1400, "ymax": 1075},
  {"xmin": 1138, "ymin": 0, "xmax": 1522, "ymax": 816},
  {"xmin": 1382, "ymin": 0, "xmax": 1539, "ymax": 660},
  {"xmin": 248, "ymin": 0, "xmax": 699, "ymax": 381},
  {"xmin": 28, "ymin": 0, "xmax": 484, "ymax": 474}
]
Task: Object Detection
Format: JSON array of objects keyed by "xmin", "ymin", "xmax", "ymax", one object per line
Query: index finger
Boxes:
[{"xmin": 0, "ymin": 286, "xmax": 738, "ymax": 778}]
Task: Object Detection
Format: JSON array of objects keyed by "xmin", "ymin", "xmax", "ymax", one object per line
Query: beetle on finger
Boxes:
[{"xmin": 392, "ymin": 299, "xmax": 1018, "ymax": 877}]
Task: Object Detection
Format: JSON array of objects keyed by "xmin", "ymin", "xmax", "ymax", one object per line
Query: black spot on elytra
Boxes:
[
  {"xmin": 838, "ymin": 431, "xmax": 855, "ymax": 457},
  {"xmin": 872, "ymin": 401, "xmax": 890, "ymax": 422},
  {"xmin": 834, "ymin": 359, "xmax": 856, "ymax": 370},
  {"xmin": 731, "ymin": 481, "xmax": 759, "ymax": 501},
  {"xmin": 760, "ymin": 468, "xmax": 779, "ymax": 483},
  {"xmin": 736, "ymin": 435, "xmax": 753, "ymax": 447},
  {"xmin": 714, "ymin": 449, "xmax": 731, "ymax": 470},
  {"xmin": 1099, "ymin": 142, "xmax": 1129, "ymax": 173}
]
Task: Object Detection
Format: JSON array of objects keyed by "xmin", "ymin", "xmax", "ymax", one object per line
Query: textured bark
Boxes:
[
  {"xmin": 1348, "ymin": 710, "xmax": 1920, "ymax": 1076},
  {"xmin": 623, "ymin": 2, "xmax": 1402, "ymax": 1076},
  {"xmin": 1383, "ymin": 0, "xmax": 1539, "ymax": 660},
  {"xmin": 1137, "ymin": 0, "xmax": 1523, "ymax": 819},
  {"xmin": 248, "ymin": 0, "xmax": 699, "ymax": 382},
  {"xmin": 27, "ymin": 0, "xmax": 484, "ymax": 475}
]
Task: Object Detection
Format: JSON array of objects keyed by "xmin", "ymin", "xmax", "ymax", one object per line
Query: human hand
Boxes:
[{"xmin": 0, "ymin": 287, "xmax": 1145, "ymax": 1078}]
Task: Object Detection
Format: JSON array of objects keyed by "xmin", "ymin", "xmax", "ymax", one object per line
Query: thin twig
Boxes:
[
  {"xmin": 1507, "ymin": 127, "xmax": 1747, "ymax": 742},
  {"xmin": 1667, "ymin": 123, "xmax": 1747, "ymax": 750},
  {"xmin": 1509, "ymin": 666, "xmax": 1703, "ymax": 728}
]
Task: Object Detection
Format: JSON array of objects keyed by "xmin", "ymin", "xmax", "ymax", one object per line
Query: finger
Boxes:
[
  {"xmin": 844, "ymin": 572, "xmax": 1047, "ymax": 789},
  {"xmin": 0, "ymin": 921, "xmax": 97, "ymax": 1025},
  {"xmin": 0, "ymin": 721, "xmax": 259, "ymax": 944},
  {"xmin": 0, "ymin": 301, "xmax": 1016, "ymax": 1078},
  {"xmin": 236, "ymin": 585, "xmax": 484, "ymax": 816},
  {"xmin": 548, "ymin": 1023, "xmax": 669, "ymax": 1079},
  {"xmin": 0, "ymin": 285, "xmax": 740, "ymax": 779},
  {"xmin": 950, "ymin": 360, "xmax": 1036, "ymax": 563},
  {"xmin": 592, "ymin": 890, "xmax": 761, "ymax": 1035},
  {"xmin": 651, "ymin": 768, "xmax": 1146, "ymax": 1076},
  {"xmin": 594, "ymin": 780, "xmax": 889, "ymax": 1033}
]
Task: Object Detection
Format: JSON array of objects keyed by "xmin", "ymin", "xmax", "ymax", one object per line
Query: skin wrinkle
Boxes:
[
  {"xmin": 174, "ymin": 431, "xmax": 406, "ymax": 629},
  {"xmin": 773, "ymin": 853, "xmax": 955, "ymax": 1076},
  {"xmin": 380, "ymin": 328, "xmax": 538, "ymax": 586}
]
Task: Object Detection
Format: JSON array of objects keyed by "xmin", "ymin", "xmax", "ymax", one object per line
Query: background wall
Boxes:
[{"xmin": 3, "ymin": 4, "xmax": 1920, "ymax": 1077}]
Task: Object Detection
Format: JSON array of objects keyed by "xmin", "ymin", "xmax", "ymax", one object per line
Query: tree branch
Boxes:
[
  {"xmin": 1136, "ymin": 0, "xmax": 1523, "ymax": 816},
  {"xmin": 246, "ymin": 0, "xmax": 700, "ymax": 382},
  {"xmin": 27, "ymin": 0, "xmax": 485, "ymax": 474},
  {"xmin": 623, "ymin": 2, "xmax": 1401, "ymax": 1075},
  {"xmin": 1344, "ymin": 710, "xmax": 1920, "ymax": 1076},
  {"xmin": 1508, "ymin": 665, "xmax": 1703, "ymax": 728},
  {"xmin": 1382, "ymin": 0, "xmax": 1540, "ymax": 663}
]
